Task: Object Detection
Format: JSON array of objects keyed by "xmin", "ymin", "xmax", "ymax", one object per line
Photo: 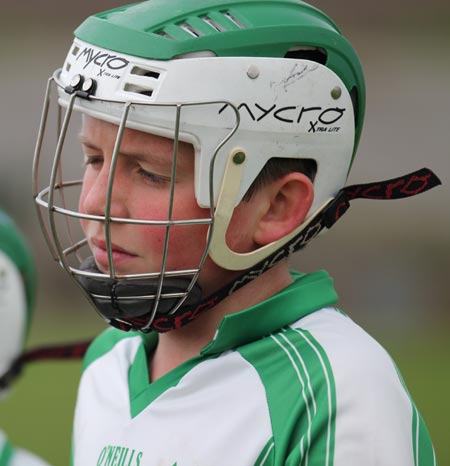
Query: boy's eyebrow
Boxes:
[
  {"xmin": 78, "ymin": 134, "xmax": 109, "ymax": 154},
  {"xmin": 78, "ymin": 135, "xmax": 100, "ymax": 152},
  {"xmin": 78, "ymin": 133, "xmax": 174, "ymax": 166}
]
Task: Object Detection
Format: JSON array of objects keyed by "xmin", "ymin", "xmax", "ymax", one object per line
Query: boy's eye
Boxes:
[
  {"xmin": 82, "ymin": 153, "xmax": 170, "ymax": 186},
  {"xmin": 84, "ymin": 155, "xmax": 103, "ymax": 167},
  {"xmin": 138, "ymin": 167, "xmax": 170, "ymax": 185}
]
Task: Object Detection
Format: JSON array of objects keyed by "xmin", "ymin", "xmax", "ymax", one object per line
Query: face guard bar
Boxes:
[{"xmin": 33, "ymin": 72, "xmax": 241, "ymax": 332}]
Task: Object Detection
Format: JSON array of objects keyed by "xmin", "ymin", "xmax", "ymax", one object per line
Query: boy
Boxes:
[
  {"xmin": 33, "ymin": 0, "xmax": 440, "ymax": 464},
  {"xmin": 0, "ymin": 210, "xmax": 52, "ymax": 466}
]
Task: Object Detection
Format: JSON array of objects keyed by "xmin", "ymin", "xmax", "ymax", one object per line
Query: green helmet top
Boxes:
[
  {"xmin": 0, "ymin": 210, "xmax": 36, "ymax": 336},
  {"xmin": 75, "ymin": 0, "xmax": 365, "ymax": 158}
]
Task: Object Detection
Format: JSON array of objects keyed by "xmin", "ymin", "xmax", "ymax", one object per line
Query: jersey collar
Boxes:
[
  {"xmin": 131, "ymin": 269, "xmax": 337, "ymax": 416},
  {"xmin": 200, "ymin": 269, "xmax": 338, "ymax": 356}
]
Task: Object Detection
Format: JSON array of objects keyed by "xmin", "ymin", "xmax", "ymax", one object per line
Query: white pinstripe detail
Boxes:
[
  {"xmin": 256, "ymin": 441, "xmax": 274, "ymax": 466},
  {"xmin": 279, "ymin": 332, "xmax": 318, "ymax": 416},
  {"xmin": 414, "ymin": 405, "xmax": 419, "ymax": 465},
  {"xmin": 414, "ymin": 403, "xmax": 438, "ymax": 466},
  {"xmin": 270, "ymin": 334, "xmax": 312, "ymax": 466},
  {"xmin": 293, "ymin": 328, "xmax": 333, "ymax": 466}
]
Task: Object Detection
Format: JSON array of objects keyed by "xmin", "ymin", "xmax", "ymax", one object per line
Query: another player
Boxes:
[
  {"xmin": 0, "ymin": 210, "xmax": 52, "ymax": 466},
  {"xmin": 33, "ymin": 1, "xmax": 440, "ymax": 464}
]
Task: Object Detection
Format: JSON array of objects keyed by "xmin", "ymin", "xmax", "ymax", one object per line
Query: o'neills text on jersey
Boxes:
[{"xmin": 96, "ymin": 445, "xmax": 143, "ymax": 466}]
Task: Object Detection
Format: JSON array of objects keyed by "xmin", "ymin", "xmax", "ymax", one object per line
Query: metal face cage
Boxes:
[{"xmin": 32, "ymin": 70, "xmax": 240, "ymax": 331}]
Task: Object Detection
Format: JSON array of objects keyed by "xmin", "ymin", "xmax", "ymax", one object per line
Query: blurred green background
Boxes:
[{"xmin": 0, "ymin": 0, "xmax": 449, "ymax": 465}]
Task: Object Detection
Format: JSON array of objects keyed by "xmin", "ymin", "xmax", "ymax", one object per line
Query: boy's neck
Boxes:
[{"xmin": 149, "ymin": 261, "xmax": 293, "ymax": 382}]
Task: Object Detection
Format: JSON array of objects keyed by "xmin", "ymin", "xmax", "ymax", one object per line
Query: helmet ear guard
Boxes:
[{"xmin": 208, "ymin": 148, "xmax": 333, "ymax": 271}]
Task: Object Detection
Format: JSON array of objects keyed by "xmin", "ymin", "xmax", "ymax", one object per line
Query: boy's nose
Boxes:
[{"xmin": 81, "ymin": 165, "xmax": 129, "ymax": 220}]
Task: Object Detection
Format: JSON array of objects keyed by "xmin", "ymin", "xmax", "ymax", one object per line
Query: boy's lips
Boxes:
[{"xmin": 90, "ymin": 238, "xmax": 138, "ymax": 269}]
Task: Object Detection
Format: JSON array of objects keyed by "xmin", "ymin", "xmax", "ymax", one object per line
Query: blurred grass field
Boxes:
[{"xmin": 0, "ymin": 310, "xmax": 448, "ymax": 466}]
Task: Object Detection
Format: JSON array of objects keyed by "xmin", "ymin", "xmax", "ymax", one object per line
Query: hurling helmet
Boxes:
[{"xmin": 33, "ymin": 0, "xmax": 366, "ymax": 332}]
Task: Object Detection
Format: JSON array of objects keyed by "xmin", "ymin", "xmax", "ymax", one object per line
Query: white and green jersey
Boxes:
[
  {"xmin": 72, "ymin": 270, "xmax": 436, "ymax": 466},
  {"xmin": 0, "ymin": 431, "xmax": 51, "ymax": 466}
]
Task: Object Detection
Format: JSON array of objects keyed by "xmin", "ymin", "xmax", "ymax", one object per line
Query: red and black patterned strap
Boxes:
[
  {"xmin": 0, "ymin": 340, "xmax": 92, "ymax": 389},
  {"xmin": 324, "ymin": 167, "xmax": 442, "ymax": 227},
  {"xmin": 17, "ymin": 340, "xmax": 92, "ymax": 364}
]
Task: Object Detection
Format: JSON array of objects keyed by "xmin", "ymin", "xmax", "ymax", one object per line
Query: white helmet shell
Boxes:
[{"xmin": 59, "ymin": 38, "xmax": 355, "ymax": 213}]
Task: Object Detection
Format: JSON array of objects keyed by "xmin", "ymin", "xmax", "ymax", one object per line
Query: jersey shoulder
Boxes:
[
  {"xmin": 292, "ymin": 307, "xmax": 399, "ymax": 380},
  {"xmin": 83, "ymin": 327, "xmax": 141, "ymax": 372},
  {"xmin": 290, "ymin": 307, "xmax": 405, "ymax": 393},
  {"xmin": 289, "ymin": 307, "xmax": 436, "ymax": 466}
]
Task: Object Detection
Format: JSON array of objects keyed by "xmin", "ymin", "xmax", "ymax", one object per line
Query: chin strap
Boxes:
[
  {"xmin": 0, "ymin": 341, "xmax": 91, "ymax": 390},
  {"xmin": 112, "ymin": 167, "xmax": 441, "ymax": 333}
]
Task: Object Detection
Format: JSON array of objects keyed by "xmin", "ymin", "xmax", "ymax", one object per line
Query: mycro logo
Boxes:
[
  {"xmin": 76, "ymin": 47, "xmax": 130, "ymax": 71},
  {"xmin": 218, "ymin": 102, "xmax": 346, "ymax": 133}
]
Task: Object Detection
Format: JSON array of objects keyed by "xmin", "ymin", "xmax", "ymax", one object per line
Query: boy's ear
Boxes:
[{"xmin": 253, "ymin": 172, "xmax": 314, "ymax": 246}]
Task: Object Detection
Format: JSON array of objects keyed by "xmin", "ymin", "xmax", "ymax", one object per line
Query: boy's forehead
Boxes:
[{"xmin": 81, "ymin": 115, "xmax": 172, "ymax": 147}]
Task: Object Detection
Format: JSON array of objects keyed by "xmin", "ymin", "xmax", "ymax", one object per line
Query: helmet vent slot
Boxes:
[
  {"xmin": 123, "ymin": 83, "xmax": 153, "ymax": 97},
  {"xmin": 71, "ymin": 45, "xmax": 80, "ymax": 57},
  {"xmin": 130, "ymin": 67, "xmax": 161, "ymax": 80},
  {"xmin": 201, "ymin": 15, "xmax": 225, "ymax": 32},
  {"xmin": 156, "ymin": 31, "xmax": 176, "ymax": 40},
  {"xmin": 284, "ymin": 47, "xmax": 327, "ymax": 65},
  {"xmin": 124, "ymin": 67, "xmax": 162, "ymax": 97},
  {"xmin": 155, "ymin": 11, "xmax": 244, "ymax": 39},
  {"xmin": 179, "ymin": 22, "xmax": 203, "ymax": 37},
  {"xmin": 221, "ymin": 11, "xmax": 245, "ymax": 29}
]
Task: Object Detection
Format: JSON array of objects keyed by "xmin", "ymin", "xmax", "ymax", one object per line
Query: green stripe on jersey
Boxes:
[
  {"xmin": 392, "ymin": 356, "xmax": 437, "ymax": 466},
  {"xmin": 412, "ymin": 406, "xmax": 437, "ymax": 466},
  {"xmin": 239, "ymin": 327, "xmax": 336, "ymax": 466}
]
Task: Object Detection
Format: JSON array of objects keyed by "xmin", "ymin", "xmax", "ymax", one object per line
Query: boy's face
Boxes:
[{"xmin": 78, "ymin": 116, "xmax": 256, "ymax": 296}]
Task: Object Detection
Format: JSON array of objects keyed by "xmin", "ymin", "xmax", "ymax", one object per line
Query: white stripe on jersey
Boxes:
[
  {"xmin": 270, "ymin": 334, "xmax": 315, "ymax": 466},
  {"xmin": 256, "ymin": 441, "xmax": 274, "ymax": 466},
  {"xmin": 292, "ymin": 328, "xmax": 334, "ymax": 466}
]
